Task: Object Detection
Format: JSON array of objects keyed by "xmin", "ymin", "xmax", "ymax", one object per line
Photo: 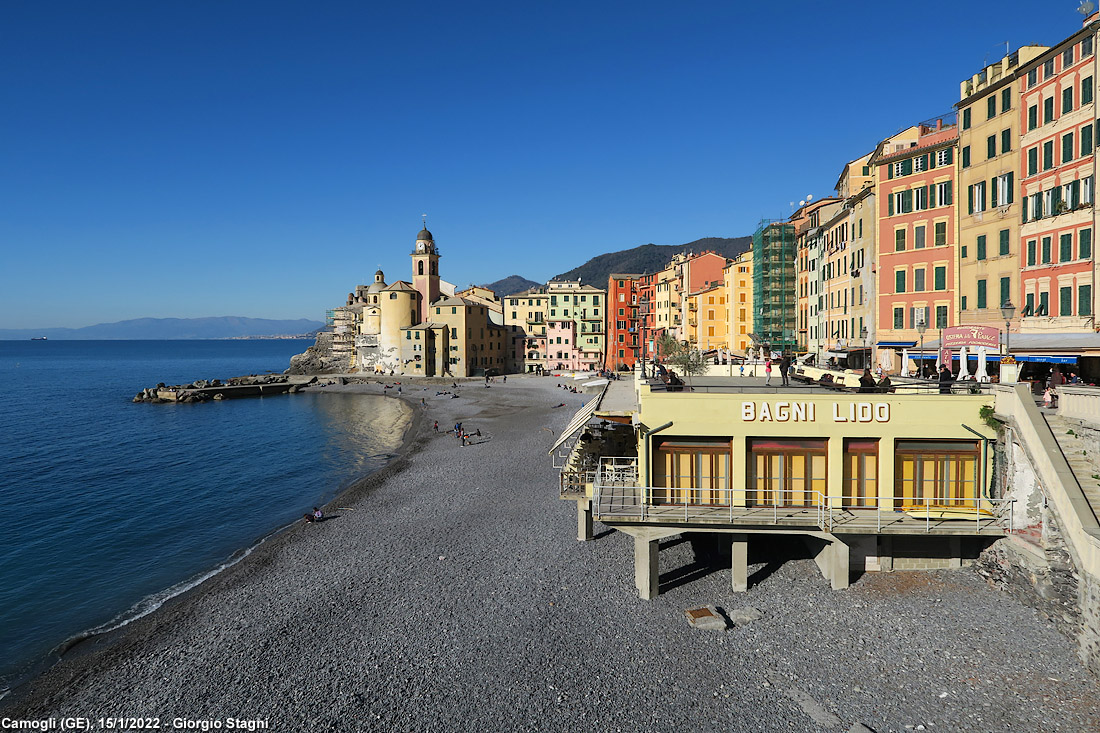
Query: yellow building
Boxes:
[
  {"xmin": 503, "ymin": 287, "xmax": 550, "ymax": 372},
  {"xmin": 686, "ymin": 284, "xmax": 727, "ymax": 351},
  {"xmin": 556, "ymin": 377, "xmax": 1005, "ymax": 599},
  {"xmin": 957, "ymin": 46, "xmax": 1047, "ymax": 342},
  {"xmin": 724, "ymin": 251, "xmax": 753, "ymax": 354},
  {"xmin": 401, "ymin": 297, "xmax": 510, "ymax": 377}
]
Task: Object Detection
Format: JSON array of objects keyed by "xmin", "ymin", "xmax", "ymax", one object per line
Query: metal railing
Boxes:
[{"xmin": 590, "ymin": 457, "xmax": 1013, "ymax": 533}]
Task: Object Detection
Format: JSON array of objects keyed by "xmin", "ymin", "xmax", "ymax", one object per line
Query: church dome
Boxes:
[{"xmin": 416, "ymin": 228, "xmax": 433, "ymax": 241}]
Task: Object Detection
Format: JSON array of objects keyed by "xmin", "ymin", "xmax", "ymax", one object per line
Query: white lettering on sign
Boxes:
[{"xmin": 741, "ymin": 402, "xmax": 888, "ymax": 423}]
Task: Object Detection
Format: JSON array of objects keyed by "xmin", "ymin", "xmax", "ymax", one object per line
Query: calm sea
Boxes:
[{"xmin": 0, "ymin": 340, "xmax": 408, "ymax": 694}]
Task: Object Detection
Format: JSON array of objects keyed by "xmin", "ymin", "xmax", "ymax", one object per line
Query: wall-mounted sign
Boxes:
[
  {"xmin": 741, "ymin": 401, "xmax": 890, "ymax": 423},
  {"xmin": 942, "ymin": 325, "xmax": 999, "ymax": 349}
]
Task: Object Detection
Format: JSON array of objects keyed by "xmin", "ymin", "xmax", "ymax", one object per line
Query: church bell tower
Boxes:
[{"xmin": 411, "ymin": 225, "xmax": 440, "ymax": 323}]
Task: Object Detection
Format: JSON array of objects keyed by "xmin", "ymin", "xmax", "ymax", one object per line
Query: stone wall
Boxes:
[
  {"xmin": 976, "ymin": 432, "xmax": 1100, "ymax": 676},
  {"xmin": 287, "ymin": 332, "xmax": 352, "ymax": 375}
]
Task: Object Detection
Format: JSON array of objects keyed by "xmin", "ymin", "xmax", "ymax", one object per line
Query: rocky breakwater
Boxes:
[
  {"xmin": 132, "ymin": 374, "xmax": 313, "ymax": 404},
  {"xmin": 287, "ymin": 331, "xmax": 352, "ymax": 375}
]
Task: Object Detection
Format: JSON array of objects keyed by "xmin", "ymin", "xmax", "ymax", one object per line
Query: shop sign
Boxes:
[
  {"xmin": 741, "ymin": 401, "xmax": 890, "ymax": 423},
  {"xmin": 942, "ymin": 325, "xmax": 1000, "ymax": 349}
]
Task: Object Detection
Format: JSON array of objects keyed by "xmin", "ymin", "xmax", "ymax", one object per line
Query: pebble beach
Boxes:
[{"xmin": 3, "ymin": 375, "xmax": 1099, "ymax": 731}]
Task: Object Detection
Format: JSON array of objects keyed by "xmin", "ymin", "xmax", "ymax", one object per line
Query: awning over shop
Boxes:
[
  {"xmin": 547, "ymin": 391, "xmax": 605, "ymax": 455},
  {"xmin": 1013, "ymin": 354, "xmax": 1079, "ymax": 364},
  {"xmin": 877, "ymin": 341, "xmax": 916, "ymax": 348}
]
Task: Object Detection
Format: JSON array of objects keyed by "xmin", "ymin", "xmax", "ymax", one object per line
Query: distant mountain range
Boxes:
[
  {"xmin": 550, "ymin": 236, "xmax": 752, "ymax": 286},
  {"xmin": 0, "ymin": 317, "xmax": 325, "ymax": 341},
  {"xmin": 482, "ymin": 275, "xmax": 542, "ymax": 296}
]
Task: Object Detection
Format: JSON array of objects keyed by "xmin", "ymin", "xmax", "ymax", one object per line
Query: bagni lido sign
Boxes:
[{"xmin": 741, "ymin": 401, "xmax": 891, "ymax": 423}]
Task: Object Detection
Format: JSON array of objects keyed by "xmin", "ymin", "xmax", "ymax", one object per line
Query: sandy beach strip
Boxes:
[{"xmin": 3, "ymin": 374, "xmax": 1099, "ymax": 731}]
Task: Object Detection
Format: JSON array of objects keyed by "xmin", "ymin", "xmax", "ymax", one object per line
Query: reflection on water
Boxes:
[{"xmin": 311, "ymin": 393, "xmax": 412, "ymax": 484}]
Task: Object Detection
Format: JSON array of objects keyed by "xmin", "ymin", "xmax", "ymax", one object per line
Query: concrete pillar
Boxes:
[
  {"xmin": 828, "ymin": 536, "xmax": 850, "ymax": 590},
  {"xmin": 577, "ymin": 500, "xmax": 593, "ymax": 542},
  {"xmin": 812, "ymin": 535, "xmax": 851, "ymax": 590},
  {"xmin": 731, "ymin": 533, "xmax": 749, "ymax": 592},
  {"xmin": 879, "ymin": 535, "xmax": 894, "ymax": 572},
  {"xmin": 634, "ymin": 535, "xmax": 660, "ymax": 599},
  {"xmin": 948, "ymin": 536, "xmax": 962, "ymax": 569}
]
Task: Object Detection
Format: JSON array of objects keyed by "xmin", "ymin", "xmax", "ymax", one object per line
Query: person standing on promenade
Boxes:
[
  {"xmin": 764, "ymin": 358, "xmax": 773, "ymax": 386},
  {"xmin": 858, "ymin": 369, "xmax": 876, "ymax": 393},
  {"xmin": 938, "ymin": 364, "xmax": 953, "ymax": 394},
  {"xmin": 780, "ymin": 353, "xmax": 791, "ymax": 386}
]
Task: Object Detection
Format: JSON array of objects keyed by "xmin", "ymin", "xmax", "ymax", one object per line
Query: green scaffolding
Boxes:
[{"xmin": 752, "ymin": 219, "xmax": 797, "ymax": 353}]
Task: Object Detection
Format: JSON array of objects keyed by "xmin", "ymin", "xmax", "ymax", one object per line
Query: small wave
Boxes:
[{"xmin": 51, "ymin": 539, "xmax": 265, "ymax": 659}]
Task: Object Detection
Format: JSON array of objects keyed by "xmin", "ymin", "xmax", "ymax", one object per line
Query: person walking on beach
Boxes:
[{"xmin": 433, "ymin": 420, "xmax": 438, "ymax": 432}]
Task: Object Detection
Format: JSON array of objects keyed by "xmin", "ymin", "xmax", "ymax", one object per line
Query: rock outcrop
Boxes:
[{"xmin": 287, "ymin": 332, "xmax": 351, "ymax": 375}]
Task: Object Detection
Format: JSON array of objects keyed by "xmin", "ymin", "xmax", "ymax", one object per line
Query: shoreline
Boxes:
[{"xmin": 1, "ymin": 385, "xmax": 426, "ymax": 709}]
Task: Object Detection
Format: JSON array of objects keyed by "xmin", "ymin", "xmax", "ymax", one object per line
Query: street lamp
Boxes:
[
  {"xmin": 860, "ymin": 326, "xmax": 868, "ymax": 369},
  {"xmin": 916, "ymin": 320, "xmax": 928, "ymax": 378},
  {"xmin": 1001, "ymin": 300, "xmax": 1016, "ymax": 379}
]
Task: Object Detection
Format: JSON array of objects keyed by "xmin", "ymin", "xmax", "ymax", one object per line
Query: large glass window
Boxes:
[
  {"xmin": 894, "ymin": 440, "xmax": 979, "ymax": 509},
  {"xmin": 652, "ymin": 438, "xmax": 731, "ymax": 506},
  {"xmin": 843, "ymin": 439, "xmax": 878, "ymax": 507},
  {"xmin": 748, "ymin": 438, "xmax": 827, "ymax": 507}
]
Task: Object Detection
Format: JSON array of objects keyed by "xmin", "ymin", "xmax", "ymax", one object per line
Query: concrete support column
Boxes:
[
  {"xmin": 731, "ymin": 533, "xmax": 749, "ymax": 592},
  {"xmin": 879, "ymin": 535, "xmax": 894, "ymax": 572},
  {"xmin": 634, "ymin": 535, "xmax": 660, "ymax": 600},
  {"xmin": 812, "ymin": 535, "xmax": 851, "ymax": 590},
  {"xmin": 576, "ymin": 500, "xmax": 593, "ymax": 542},
  {"xmin": 948, "ymin": 536, "xmax": 962, "ymax": 569},
  {"xmin": 827, "ymin": 537, "xmax": 850, "ymax": 590}
]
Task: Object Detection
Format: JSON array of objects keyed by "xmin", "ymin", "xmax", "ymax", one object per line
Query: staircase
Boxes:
[{"xmin": 1044, "ymin": 413, "xmax": 1100, "ymax": 526}]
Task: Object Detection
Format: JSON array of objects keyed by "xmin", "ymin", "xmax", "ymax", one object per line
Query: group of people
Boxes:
[
  {"xmin": 762, "ymin": 354, "xmax": 793, "ymax": 387},
  {"xmin": 451, "ymin": 421, "xmax": 482, "ymax": 446},
  {"xmin": 858, "ymin": 369, "xmax": 894, "ymax": 393},
  {"xmin": 557, "ymin": 383, "xmax": 580, "ymax": 393}
]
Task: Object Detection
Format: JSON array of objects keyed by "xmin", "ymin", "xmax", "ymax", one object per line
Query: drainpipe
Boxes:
[{"xmin": 641, "ymin": 421, "xmax": 674, "ymax": 487}]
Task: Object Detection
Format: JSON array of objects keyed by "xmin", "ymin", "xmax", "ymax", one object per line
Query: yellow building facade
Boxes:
[{"xmin": 724, "ymin": 251, "xmax": 754, "ymax": 354}]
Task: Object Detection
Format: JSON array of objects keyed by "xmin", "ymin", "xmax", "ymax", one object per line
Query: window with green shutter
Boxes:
[
  {"xmin": 1028, "ymin": 147, "xmax": 1038, "ymax": 175},
  {"xmin": 987, "ymin": 135, "xmax": 996, "ymax": 159},
  {"xmin": 1044, "ymin": 97, "xmax": 1055, "ymax": 123},
  {"xmin": 961, "ymin": 245, "xmax": 967, "ymax": 258},
  {"xmin": 1025, "ymin": 292, "xmax": 1035, "ymax": 314},
  {"xmin": 1083, "ymin": 124, "xmax": 1093, "ymax": 156},
  {"xmin": 1084, "ymin": 76, "xmax": 1094, "ymax": 105},
  {"xmin": 961, "ymin": 295, "xmax": 968, "ymax": 311},
  {"xmin": 1064, "ymin": 86, "xmax": 1074, "ymax": 114},
  {"xmin": 1039, "ymin": 291, "xmax": 1049, "ymax": 315},
  {"xmin": 1044, "ymin": 141, "xmax": 1054, "ymax": 169},
  {"xmin": 962, "ymin": 108, "xmax": 971, "ymax": 129},
  {"xmin": 1001, "ymin": 128, "xmax": 1011, "ymax": 154},
  {"xmin": 935, "ymin": 222, "xmax": 947, "ymax": 246},
  {"xmin": 914, "ymin": 225, "xmax": 926, "ymax": 249},
  {"xmin": 1000, "ymin": 277, "xmax": 1011, "ymax": 307},
  {"xmin": 1028, "ymin": 104, "xmax": 1038, "ymax": 130},
  {"xmin": 902, "ymin": 190, "xmax": 913, "ymax": 213},
  {"xmin": 1002, "ymin": 86, "xmax": 1012, "ymax": 112},
  {"xmin": 893, "ymin": 307, "xmax": 904, "ymax": 329},
  {"xmin": 1027, "ymin": 239, "xmax": 1037, "ymax": 266},
  {"xmin": 999, "ymin": 229, "xmax": 1010, "ymax": 255},
  {"xmin": 1061, "ymin": 233, "xmax": 1073, "ymax": 261},
  {"xmin": 977, "ymin": 279, "xmax": 987, "ymax": 308},
  {"xmin": 1081, "ymin": 229, "xmax": 1092, "ymax": 258},
  {"xmin": 895, "ymin": 229, "xmax": 906, "ymax": 251},
  {"xmin": 936, "ymin": 305, "xmax": 948, "ymax": 329},
  {"xmin": 902, "ymin": 158, "xmax": 913, "ymax": 175},
  {"xmin": 914, "ymin": 268, "xmax": 926, "ymax": 291},
  {"xmin": 962, "ymin": 146, "xmax": 971, "ymax": 168},
  {"xmin": 987, "ymin": 95, "xmax": 996, "ymax": 119},
  {"xmin": 1060, "ymin": 286, "xmax": 1073, "ymax": 315},
  {"xmin": 1042, "ymin": 236, "xmax": 1052, "ymax": 263},
  {"xmin": 977, "ymin": 235, "xmax": 987, "ymax": 260},
  {"xmin": 1080, "ymin": 285, "xmax": 1092, "ymax": 316},
  {"xmin": 1064, "ymin": 132, "xmax": 1075, "ymax": 163},
  {"xmin": 895, "ymin": 270, "xmax": 906, "ymax": 293},
  {"xmin": 934, "ymin": 266, "xmax": 946, "ymax": 291}
]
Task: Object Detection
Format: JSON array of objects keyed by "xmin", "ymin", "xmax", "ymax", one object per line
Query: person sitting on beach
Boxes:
[
  {"xmin": 313, "ymin": 507, "xmax": 323, "ymax": 521},
  {"xmin": 303, "ymin": 513, "xmax": 315, "ymax": 524}
]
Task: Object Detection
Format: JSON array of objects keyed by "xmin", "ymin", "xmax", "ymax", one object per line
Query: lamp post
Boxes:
[
  {"xmin": 916, "ymin": 320, "xmax": 928, "ymax": 378},
  {"xmin": 1001, "ymin": 300, "xmax": 1016, "ymax": 383},
  {"xmin": 860, "ymin": 326, "xmax": 868, "ymax": 369}
]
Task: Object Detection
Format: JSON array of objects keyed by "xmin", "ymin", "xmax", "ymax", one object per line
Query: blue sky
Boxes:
[{"xmin": 0, "ymin": 0, "xmax": 1090, "ymax": 328}]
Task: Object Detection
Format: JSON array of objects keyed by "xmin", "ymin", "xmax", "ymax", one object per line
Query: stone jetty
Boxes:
[{"xmin": 132, "ymin": 374, "xmax": 316, "ymax": 404}]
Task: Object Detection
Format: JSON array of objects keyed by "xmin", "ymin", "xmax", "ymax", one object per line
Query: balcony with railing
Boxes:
[{"xmin": 588, "ymin": 457, "xmax": 1011, "ymax": 536}]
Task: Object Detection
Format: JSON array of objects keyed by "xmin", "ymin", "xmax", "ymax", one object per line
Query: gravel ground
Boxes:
[{"xmin": 3, "ymin": 375, "xmax": 1098, "ymax": 732}]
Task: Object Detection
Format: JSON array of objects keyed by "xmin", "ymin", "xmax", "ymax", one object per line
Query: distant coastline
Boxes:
[{"xmin": 0, "ymin": 316, "xmax": 323, "ymax": 341}]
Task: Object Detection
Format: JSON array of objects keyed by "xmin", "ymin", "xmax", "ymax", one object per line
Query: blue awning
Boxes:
[
  {"xmin": 877, "ymin": 341, "xmax": 916, "ymax": 348},
  {"xmin": 1014, "ymin": 354, "xmax": 1079, "ymax": 364}
]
